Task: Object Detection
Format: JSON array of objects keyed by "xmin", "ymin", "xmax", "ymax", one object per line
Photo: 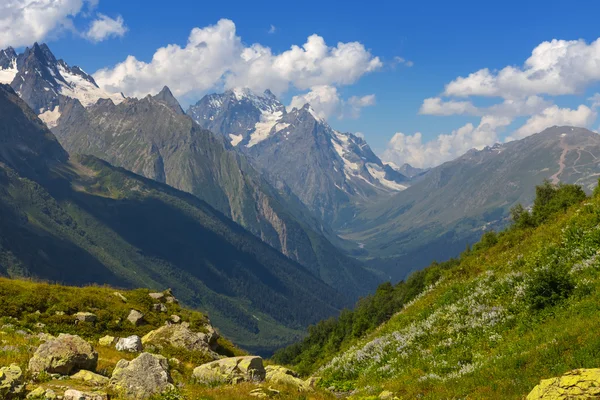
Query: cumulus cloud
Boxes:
[
  {"xmin": 94, "ymin": 19, "xmax": 382, "ymax": 99},
  {"xmin": 287, "ymin": 85, "xmax": 375, "ymax": 120},
  {"xmin": 0, "ymin": 0, "xmax": 99, "ymax": 48},
  {"xmin": 444, "ymin": 38, "xmax": 600, "ymax": 99},
  {"xmin": 420, "ymin": 96, "xmax": 552, "ymax": 118},
  {"xmin": 508, "ymin": 105, "xmax": 597, "ymax": 141},
  {"xmin": 85, "ymin": 13, "xmax": 127, "ymax": 42},
  {"xmin": 382, "ymin": 115, "xmax": 511, "ymax": 168}
]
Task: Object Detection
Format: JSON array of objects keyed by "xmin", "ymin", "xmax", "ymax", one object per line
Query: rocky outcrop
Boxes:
[
  {"xmin": 63, "ymin": 389, "xmax": 107, "ymax": 400},
  {"xmin": 71, "ymin": 370, "xmax": 109, "ymax": 385},
  {"xmin": 115, "ymin": 336, "xmax": 143, "ymax": 353},
  {"xmin": 110, "ymin": 353, "xmax": 173, "ymax": 399},
  {"xmin": 28, "ymin": 334, "xmax": 98, "ymax": 375},
  {"xmin": 74, "ymin": 312, "xmax": 97, "ymax": 323},
  {"xmin": 193, "ymin": 356, "xmax": 265, "ymax": 385},
  {"xmin": 27, "ymin": 387, "xmax": 57, "ymax": 399},
  {"xmin": 0, "ymin": 364, "xmax": 24, "ymax": 399},
  {"xmin": 527, "ymin": 368, "xmax": 600, "ymax": 399},
  {"xmin": 141, "ymin": 323, "xmax": 218, "ymax": 356},
  {"xmin": 126, "ymin": 310, "xmax": 144, "ymax": 326},
  {"xmin": 265, "ymin": 365, "xmax": 310, "ymax": 391}
]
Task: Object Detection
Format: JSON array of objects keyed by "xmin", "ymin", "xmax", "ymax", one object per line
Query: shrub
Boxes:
[{"xmin": 525, "ymin": 265, "xmax": 575, "ymax": 310}]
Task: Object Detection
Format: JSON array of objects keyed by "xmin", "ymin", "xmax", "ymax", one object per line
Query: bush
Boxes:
[{"xmin": 525, "ymin": 265, "xmax": 575, "ymax": 310}]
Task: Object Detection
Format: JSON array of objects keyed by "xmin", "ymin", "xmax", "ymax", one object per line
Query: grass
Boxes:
[{"xmin": 308, "ymin": 189, "xmax": 600, "ymax": 399}]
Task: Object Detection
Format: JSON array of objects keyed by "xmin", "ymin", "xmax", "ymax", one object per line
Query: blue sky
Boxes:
[{"xmin": 3, "ymin": 0, "xmax": 600, "ymax": 167}]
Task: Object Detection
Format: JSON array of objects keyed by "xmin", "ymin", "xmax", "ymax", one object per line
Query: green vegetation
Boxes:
[{"xmin": 275, "ymin": 180, "xmax": 600, "ymax": 399}]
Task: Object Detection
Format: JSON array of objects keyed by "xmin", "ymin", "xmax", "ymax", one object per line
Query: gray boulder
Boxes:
[
  {"xmin": 110, "ymin": 353, "xmax": 174, "ymax": 399},
  {"xmin": 127, "ymin": 310, "xmax": 144, "ymax": 326},
  {"xmin": 193, "ymin": 356, "xmax": 265, "ymax": 385},
  {"xmin": 63, "ymin": 389, "xmax": 107, "ymax": 400},
  {"xmin": 115, "ymin": 336, "xmax": 143, "ymax": 353},
  {"xmin": 0, "ymin": 364, "xmax": 24, "ymax": 399},
  {"xmin": 28, "ymin": 334, "xmax": 98, "ymax": 375}
]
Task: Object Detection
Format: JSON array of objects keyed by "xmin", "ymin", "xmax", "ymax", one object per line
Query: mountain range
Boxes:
[{"xmin": 188, "ymin": 88, "xmax": 409, "ymax": 226}]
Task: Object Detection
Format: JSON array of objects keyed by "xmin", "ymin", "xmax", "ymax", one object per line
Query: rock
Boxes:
[
  {"xmin": 170, "ymin": 315, "xmax": 181, "ymax": 324},
  {"xmin": 71, "ymin": 370, "xmax": 109, "ymax": 385},
  {"xmin": 28, "ymin": 334, "xmax": 98, "ymax": 375},
  {"xmin": 193, "ymin": 356, "xmax": 266, "ymax": 385},
  {"xmin": 265, "ymin": 365, "xmax": 311, "ymax": 391},
  {"xmin": 152, "ymin": 303, "xmax": 167, "ymax": 313},
  {"xmin": 63, "ymin": 389, "xmax": 107, "ymax": 400},
  {"xmin": 74, "ymin": 312, "xmax": 97, "ymax": 323},
  {"xmin": 127, "ymin": 310, "xmax": 144, "ymax": 326},
  {"xmin": 165, "ymin": 296, "xmax": 178, "ymax": 304},
  {"xmin": 113, "ymin": 292, "xmax": 127, "ymax": 302},
  {"xmin": 98, "ymin": 335, "xmax": 116, "ymax": 347},
  {"xmin": 0, "ymin": 364, "xmax": 24, "ymax": 399},
  {"xmin": 379, "ymin": 390, "xmax": 398, "ymax": 399},
  {"xmin": 142, "ymin": 323, "xmax": 218, "ymax": 357},
  {"xmin": 110, "ymin": 353, "xmax": 174, "ymax": 399},
  {"xmin": 115, "ymin": 336, "xmax": 143, "ymax": 353},
  {"xmin": 149, "ymin": 293, "xmax": 164, "ymax": 300},
  {"xmin": 527, "ymin": 368, "xmax": 600, "ymax": 399},
  {"xmin": 27, "ymin": 387, "xmax": 57, "ymax": 399},
  {"xmin": 249, "ymin": 388, "xmax": 267, "ymax": 398}
]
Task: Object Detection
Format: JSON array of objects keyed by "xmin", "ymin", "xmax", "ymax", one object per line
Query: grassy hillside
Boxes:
[{"xmin": 277, "ymin": 180, "xmax": 600, "ymax": 399}]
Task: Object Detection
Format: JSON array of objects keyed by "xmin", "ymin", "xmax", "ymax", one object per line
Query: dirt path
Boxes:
[{"xmin": 550, "ymin": 137, "xmax": 569, "ymax": 184}]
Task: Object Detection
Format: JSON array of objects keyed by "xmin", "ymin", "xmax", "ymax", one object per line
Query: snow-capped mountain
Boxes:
[
  {"xmin": 188, "ymin": 88, "xmax": 409, "ymax": 226},
  {"xmin": 0, "ymin": 43, "xmax": 124, "ymax": 128}
]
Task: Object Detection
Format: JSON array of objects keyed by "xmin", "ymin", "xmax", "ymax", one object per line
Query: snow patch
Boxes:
[
  {"xmin": 247, "ymin": 110, "xmax": 284, "ymax": 148},
  {"xmin": 0, "ymin": 58, "xmax": 17, "ymax": 84},
  {"xmin": 229, "ymin": 134, "xmax": 243, "ymax": 146},
  {"xmin": 38, "ymin": 106, "xmax": 61, "ymax": 128},
  {"xmin": 366, "ymin": 163, "xmax": 407, "ymax": 191},
  {"xmin": 57, "ymin": 64, "xmax": 124, "ymax": 107}
]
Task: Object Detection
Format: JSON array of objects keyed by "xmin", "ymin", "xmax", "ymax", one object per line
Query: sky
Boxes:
[{"xmin": 2, "ymin": 0, "xmax": 600, "ymax": 168}]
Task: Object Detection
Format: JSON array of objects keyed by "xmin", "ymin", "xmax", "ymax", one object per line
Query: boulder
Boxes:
[
  {"xmin": 110, "ymin": 353, "xmax": 173, "ymax": 399},
  {"xmin": 527, "ymin": 368, "xmax": 600, "ymax": 399},
  {"xmin": 149, "ymin": 293, "xmax": 164, "ymax": 300},
  {"xmin": 0, "ymin": 364, "xmax": 24, "ymax": 399},
  {"xmin": 27, "ymin": 387, "xmax": 57, "ymax": 399},
  {"xmin": 63, "ymin": 389, "xmax": 107, "ymax": 400},
  {"xmin": 74, "ymin": 312, "xmax": 97, "ymax": 323},
  {"xmin": 165, "ymin": 296, "xmax": 178, "ymax": 304},
  {"xmin": 142, "ymin": 323, "xmax": 218, "ymax": 357},
  {"xmin": 113, "ymin": 292, "xmax": 127, "ymax": 302},
  {"xmin": 265, "ymin": 365, "xmax": 311, "ymax": 391},
  {"xmin": 28, "ymin": 334, "xmax": 98, "ymax": 375},
  {"xmin": 127, "ymin": 310, "xmax": 144, "ymax": 326},
  {"xmin": 193, "ymin": 356, "xmax": 265, "ymax": 385},
  {"xmin": 152, "ymin": 303, "xmax": 167, "ymax": 313},
  {"xmin": 170, "ymin": 315, "xmax": 181, "ymax": 324},
  {"xmin": 115, "ymin": 336, "xmax": 143, "ymax": 353},
  {"xmin": 98, "ymin": 335, "xmax": 116, "ymax": 347},
  {"xmin": 71, "ymin": 370, "xmax": 109, "ymax": 385}
]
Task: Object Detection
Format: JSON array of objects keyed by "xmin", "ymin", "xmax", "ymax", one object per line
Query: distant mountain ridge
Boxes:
[
  {"xmin": 188, "ymin": 88, "xmax": 409, "ymax": 226},
  {"xmin": 342, "ymin": 126, "xmax": 600, "ymax": 280},
  {"xmin": 0, "ymin": 43, "xmax": 124, "ymax": 128}
]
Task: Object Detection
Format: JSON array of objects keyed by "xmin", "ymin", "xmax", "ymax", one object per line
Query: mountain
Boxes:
[
  {"xmin": 276, "ymin": 181, "xmax": 600, "ymax": 399},
  {"xmin": 385, "ymin": 161, "xmax": 429, "ymax": 179},
  {"xmin": 0, "ymin": 43, "xmax": 124, "ymax": 128},
  {"xmin": 52, "ymin": 85, "xmax": 380, "ymax": 299},
  {"xmin": 188, "ymin": 88, "xmax": 409, "ymax": 226},
  {"xmin": 0, "ymin": 83, "xmax": 350, "ymax": 353},
  {"xmin": 342, "ymin": 126, "xmax": 600, "ymax": 280}
]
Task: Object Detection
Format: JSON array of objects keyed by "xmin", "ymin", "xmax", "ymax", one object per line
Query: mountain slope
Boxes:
[
  {"xmin": 52, "ymin": 85, "xmax": 380, "ymax": 299},
  {"xmin": 188, "ymin": 88, "xmax": 408, "ymax": 226},
  {"xmin": 280, "ymin": 181, "xmax": 600, "ymax": 399},
  {"xmin": 343, "ymin": 126, "xmax": 600, "ymax": 280},
  {"xmin": 0, "ymin": 43, "xmax": 123, "ymax": 128},
  {"xmin": 0, "ymin": 83, "xmax": 348, "ymax": 353}
]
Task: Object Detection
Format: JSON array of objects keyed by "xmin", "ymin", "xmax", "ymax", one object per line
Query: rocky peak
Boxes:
[
  {"xmin": 0, "ymin": 47, "xmax": 17, "ymax": 69},
  {"xmin": 152, "ymin": 86, "xmax": 184, "ymax": 115}
]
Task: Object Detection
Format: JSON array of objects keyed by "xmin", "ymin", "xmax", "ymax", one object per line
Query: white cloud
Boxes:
[
  {"xmin": 94, "ymin": 19, "xmax": 382, "ymax": 99},
  {"xmin": 393, "ymin": 56, "xmax": 414, "ymax": 68},
  {"xmin": 268, "ymin": 25, "xmax": 276, "ymax": 34},
  {"xmin": 85, "ymin": 13, "xmax": 127, "ymax": 42},
  {"xmin": 509, "ymin": 105, "xmax": 597, "ymax": 141},
  {"xmin": 287, "ymin": 85, "xmax": 375, "ymax": 120},
  {"xmin": 382, "ymin": 115, "xmax": 511, "ymax": 168},
  {"xmin": 445, "ymin": 38, "xmax": 600, "ymax": 99},
  {"xmin": 0, "ymin": 0, "xmax": 98, "ymax": 48},
  {"xmin": 420, "ymin": 95, "xmax": 552, "ymax": 118}
]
